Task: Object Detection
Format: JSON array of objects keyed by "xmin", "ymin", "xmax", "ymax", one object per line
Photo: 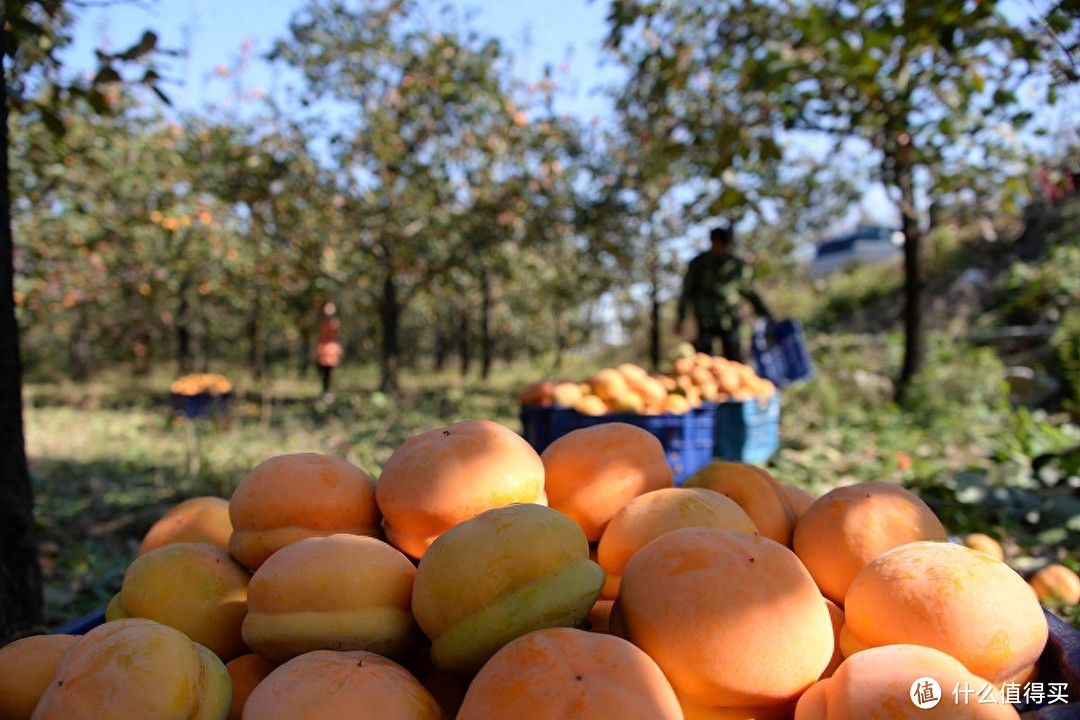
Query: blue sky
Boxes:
[{"xmin": 65, "ymin": 0, "xmax": 623, "ymax": 123}]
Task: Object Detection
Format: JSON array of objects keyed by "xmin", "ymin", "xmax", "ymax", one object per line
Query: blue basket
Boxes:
[
  {"xmin": 752, "ymin": 318, "xmax": 814, "ymax": 388},
  {"xmin": 169, "ymin": 392, "xmax": 233, "ymax": 419},
  {"xmin": 52, "ymin": 606, "xmax": 107, "ymax": 635},
  {"xmin": 519, "ymin": 404, "xmax": 715, "ymax": 486},
  {"xmin": 713, "ymin": 393, "xmax": 781, "ymax": 465}
]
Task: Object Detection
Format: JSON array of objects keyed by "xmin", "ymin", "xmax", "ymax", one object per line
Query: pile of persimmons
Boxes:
[
  {"xmin": 1, "ymin": 417, "xmax": 1077, "ymax": 719},
  {"xmin": 519, "ymin": 352, "xmax": 776, "ymax": 418},
  {"xmin": 169, "ymin": 372, "xmax": 233, "ymax": 397}
]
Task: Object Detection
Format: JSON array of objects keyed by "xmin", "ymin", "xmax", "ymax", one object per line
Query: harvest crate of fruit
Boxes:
[
  {"xmin": 714, "ymin": 391, "xmax": 781, "ymax": 464},
  {"xmin": 520, "ymin": 402, "xmax": 715, "ymax": 485},
  {"xmin": 168, "ymin": 373, "xmax": 234, "ymax": 419},
  {"xmin": 518, "ymin": 353, "xmax": 781, "ymax": 475}
]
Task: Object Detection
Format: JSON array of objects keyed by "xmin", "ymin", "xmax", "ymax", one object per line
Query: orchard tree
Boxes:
[
  {"xmin": 604, "ymin": 0, "xmax": 1077, "ymax": 401},
  {"xmin": 12, "ymin": 104, "xmax": 197, "ymax": 378},
  {"xmin": 176, "ymin": 110, "xmax": 338, "ymax": 378},
  {"xmin": 271, "ymin": 0, "xmax": 534, "ymax": 393},
  {"xmin": 2, "ymin": 0, "xmax": 168, "ymax": 642}
]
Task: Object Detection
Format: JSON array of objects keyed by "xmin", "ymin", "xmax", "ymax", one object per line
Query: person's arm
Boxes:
[{"xmin": 737, "ymin": 261, "xmax": 774, "ymax": 323}]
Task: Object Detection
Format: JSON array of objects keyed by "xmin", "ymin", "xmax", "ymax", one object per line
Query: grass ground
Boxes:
[{"xmin": 25, "ymin": 360, "xmax": 548, "ymax": 625}]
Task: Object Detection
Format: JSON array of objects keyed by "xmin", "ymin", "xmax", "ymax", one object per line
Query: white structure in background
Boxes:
[
  {"xmin": 810, "ymin": 225, "xmax": 905, "ymax": 278},
  {"xmin": 594, "ymin": 292, "xmax": 632, "ymax": 346}
]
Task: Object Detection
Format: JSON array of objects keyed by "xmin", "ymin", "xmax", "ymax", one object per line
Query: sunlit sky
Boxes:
[
  {"xmin": 65, "ymin": 0, "xmax": 623, "ymax": 123},
  {"xmin": 78, "ymin": 0, "xmax": 1068, "ymax": 245}
]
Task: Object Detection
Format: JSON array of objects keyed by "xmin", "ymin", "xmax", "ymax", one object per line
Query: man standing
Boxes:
[{"xmin": 674, "ymin": 225, "xmax": 774, "ymax": 362}]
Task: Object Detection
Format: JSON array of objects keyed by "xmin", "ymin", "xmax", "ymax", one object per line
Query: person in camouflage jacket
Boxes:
[{"xmin": 674, "ymin": 225, "xmax": 773, "ymax": 362}]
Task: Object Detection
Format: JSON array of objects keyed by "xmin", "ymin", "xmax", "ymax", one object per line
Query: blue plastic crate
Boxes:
[
  {"xmin": 713, "ymin": 393, "xmax": 781, "ymax": 464},
  {"xmin": 169, "ymin": 391, "xmax": 233, "ymax": 419},
  {"xmin": 752, "ymin": 318, "xmax": 814, "ymax": 388},
  {"xmin": 519, "ymin": 403, "xmax": 560, "ymax": 454},
  {"xmin": 519, "ymin": 404, "xmax": 715, "ymax": 486}
]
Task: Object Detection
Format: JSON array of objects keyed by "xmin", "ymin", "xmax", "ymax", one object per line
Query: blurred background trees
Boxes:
[{"xmin": 8, "ymin": 0, "xmax": 1076, "ymax": 395}]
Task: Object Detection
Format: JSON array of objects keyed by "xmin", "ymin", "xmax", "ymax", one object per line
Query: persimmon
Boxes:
[
  {"xmin": 1029, "ymin": 563, "xmax": 1080, "ymax": 606},
  {"xmin": 411, "ymin": 503, "xmax": 604, "ymax": 676},
  {"xmin": 138, "ymin": 495, "xmax": 232, "ymax": 556},
  {"xmin": 228, "ymin": 452, "xmax": 380, "ymax": 571},
  {"xmin": 456, "ymin": 628, "xmax": 682, "ymax": 720},
  {"xmin": 225, "ymin": 653, "xmax": 276, "ymax": 720},
  {"xmin": 821, "ymin": 599, "xmax": 845, "ymax": 680},
  {"xmin": 30, "ymin": 619, "xmax": 230, "ymax": 720},
  {"xmin": 242, "ymin": 650, "xmax": 445, "ymax": 720},
  {"xmin": 961, "ymin": 533, "xmax": 1005, "ymax": 562},
  {"xmin": 375, "ymin": 419, "xmax": 546, "ymax": 559},
  {"xmin": 518, "ymin": 379, "xmax": 554, "ymax": 406},
  {"xmin": 588, "ymin": 368, "xmax": 630, "ymax": 404},
  {"xmin": 780, "ymin": 484, "xmax": 817, "ymax": 521},
  {"xmin": 683, "ymin": 461, "xmax": 798, "ymax": 546},
  {"xmin": 0, "ymin": 634, "xmax": 78, "ymax": 719},
  {"xmin": 575, "ymin": 394, "xmax": 609, "ymax": 416},
  {"xmin": 791, "ymin": 481, "xmax": 947, "ymax": 604},
  {"xmin": 118, "ymin": 541, "xmax": 251, "ymax": 662},
  {"xmin": 795, "ymin": 644, "xmax": 1020, "ymax": 719},
  {"xmin": 541, "ymin": 422, "xmax": 674, "ymax": 542},
  {"xmin": 840, "ymin": 541, "xmax": 1048, "ymax": 685},
  {"xmin": 614, "ymin": 527, "xmax": 834, "ymax": 717},
  {"xmin": 587, "ymin": 599, "xmax": 615, "ymax": 634},
  {"xmin": 596, "ymin": 486, "xmax": 757, "ymax": 599},
  {"xmin": 551, "ymin": 381, "xmax": 584, "ymax": 408},
  {"xmin": 242, "ymin": 534, "xmax": 419, "ymax": 664}
]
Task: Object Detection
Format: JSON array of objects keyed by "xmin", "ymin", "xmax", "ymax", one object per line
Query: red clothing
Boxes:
[{"xmin": 316, "ymin": 317, "xmax": 341, "ymax": 368}]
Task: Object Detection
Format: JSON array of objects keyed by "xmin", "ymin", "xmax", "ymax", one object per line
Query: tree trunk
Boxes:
[
  {"xmin": 298, "ymin": 327, "xmax": 312, "ymax": 377},
  {"xmin": 895, "ymin": 147, "xmax": 926, "ymax": 404},
  {"xmin": 379, "ymin": 258, "xmax": 401, "ymax": 395},
  {"xmin": 132, "ymin": 327, "xmax": 151, "ymax": 376},
  {"xmin": 457, "ymin": 291, "xmax": 471, "ymax": 378},
  {"xmin": 247, "ymin": 308, "xmax": 265, "ymax": 380},
  {"xmin": 69, "ymin": 305, "xmax": 91, "ymax": 381},
  {"xmin": 553, "ymin": 308, "xmax": 566, "ymax": 371},
  {"xmin": 433, "ymin": 311, "xmax": 449, "ymax": 372},
  {"xmin": 177, "ymin": 283, "xmax": 192, "ymax": 375},
  {"xmin": 649, "ymin": 255, "xmax": 661, "ymax": 373},
  {"xmin": 480, "ymin": 265, "xmax": 493, "ymax": 381},
  {"xmin": 0, "ymin": 54, "xmax": 46, "ymax": 644}
]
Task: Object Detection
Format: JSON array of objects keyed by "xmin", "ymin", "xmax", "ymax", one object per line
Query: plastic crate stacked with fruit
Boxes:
[
  {"xmin": 3, "ymin": 428, "xmax": 1078, "ymax": 719},
  {"xmin": 519, "ymin": 347, "xmax": 781, "ymax": 482},
  {"xmin": 169, "ymin": 373, "xmax": 234, "ymax": 419}
]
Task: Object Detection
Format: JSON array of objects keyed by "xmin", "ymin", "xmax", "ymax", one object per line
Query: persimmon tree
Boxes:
[
  {"xmin": 175, "ymin": 110, "xmax": 339, "ymax": 378},
  {"xmin": 604, "ymin": 0, "xmax": 1077, "ymax": 401},
  {"xmin": 270, "ymin": 0, "xmax": 533, "ymax": 393},
  {"xmin": 2, "ymin": 0, "xmax": 168, "ymax": 642}
]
